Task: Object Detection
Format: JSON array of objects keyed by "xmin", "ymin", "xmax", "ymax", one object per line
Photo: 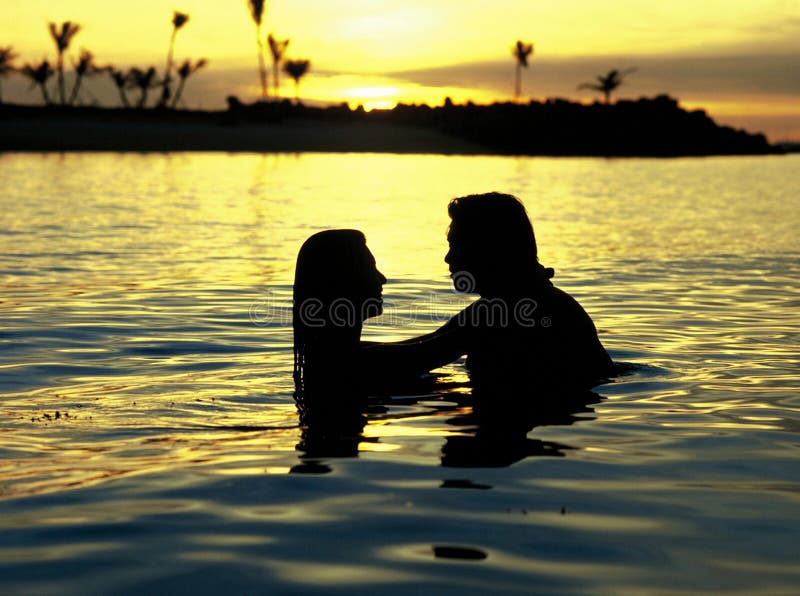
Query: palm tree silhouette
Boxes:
[
  {"xmin": 21, "ymin": 60, "xmax": 55, "ymax": 105},
  {"xmin": 49, "ymin": 21, "xmax": 81, "ymax": 105},
  {"xmin": 578, "ymin": 68, "xmax": 637, "ymax": 104},
  {"xmin": 68, "ymin": 50, "xmax": 101, "ymax": 106},
  {"xmin": 170, "ymin": 58, "xmax": 208, "ymax": 109},
  {"xmin": 268, "ymin": 34, "xmax": 289, "ymax": 98},
  {"xmin": 247, "ymin": 0, "xmax": 268, "ymax": 99},
  {"xmin": 107, "ymin": 67, "xmax": 131, "ymax": 108},
  {"xmin": 0, "ymin": 46, "xmax": 18, "ymax": 104},
  {"xmin": 512, "ymin": 40, "xmax": 533, "ymax": 101},
  {"xmin": 129, "ymin": 66, "xmax": 158, "ymax": 108},
  {"xmin": 158, "ymin": 11, "xmax": 190, "ymax": 108},
  {"xmin": 283, "ymin": 59, "xmax": 310, "ymax": 102}
]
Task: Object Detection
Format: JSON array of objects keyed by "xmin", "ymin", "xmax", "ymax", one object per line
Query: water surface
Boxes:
[{"xmin": 1, "ymin": 153, "xmax": 799, "ymax": 594}]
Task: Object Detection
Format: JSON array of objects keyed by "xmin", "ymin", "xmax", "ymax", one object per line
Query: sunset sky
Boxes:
[{"xmin": 5, "ymin": 0, "xmax": 800, "ymax": 140}]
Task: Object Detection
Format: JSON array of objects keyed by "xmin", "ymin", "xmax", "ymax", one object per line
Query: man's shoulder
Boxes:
[
  {"xmin": 541, "ymin": 285, "xmax": 598, "ymax": 329},
  {"xmin": 546, "ymin": 284, "xmax": 582, "ymax": 306}
]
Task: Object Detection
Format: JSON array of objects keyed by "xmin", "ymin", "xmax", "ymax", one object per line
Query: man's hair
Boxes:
[{"xmin": 448, "ymin": 192, "xmax": 539, "ymax": 267}]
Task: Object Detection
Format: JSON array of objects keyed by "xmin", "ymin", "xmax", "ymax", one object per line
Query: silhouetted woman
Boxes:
[
  {"xmin": 293, "ymin": 229, "xmax": 386, "ymax": 394},
  {"xmin": 292, "ymin": 229, "xmax": 386, "ymax": 457},
  {"xmin": 292, "ymin": 229, "xmax": 466, "ymax": 456},
  {"xmin": 293, "ymin": 229, "xmax": 462, "ymax": 390}
]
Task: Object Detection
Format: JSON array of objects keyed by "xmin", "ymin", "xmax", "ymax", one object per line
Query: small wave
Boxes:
[{"xmin": 614, "ymin": 361, "xmax": 670, "ymax": 378}]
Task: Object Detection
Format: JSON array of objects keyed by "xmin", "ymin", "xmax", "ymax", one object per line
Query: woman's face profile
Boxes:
[{"xmin": 357, "ymin": 246, "xmax": 386, "ymax": 319}]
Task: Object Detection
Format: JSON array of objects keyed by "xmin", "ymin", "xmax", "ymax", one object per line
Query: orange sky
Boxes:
[{"xmin": 4, "ymin": 0, "xmax": 800, "ymax": 140}]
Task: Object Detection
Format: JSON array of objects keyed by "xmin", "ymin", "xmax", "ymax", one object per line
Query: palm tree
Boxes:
[
  {"xmin": 21, "ymin": 60, "xmax": 55, "ymax": 105},
  {"xmin": 283, "ymin": 59, "xmax": 310, "ymax": 102},
  {"xmin": 170, "ymin": 58, "xmax": 208, "ymax": 109},
  {"xmin": 107, "ymin": 67, "xmax": 132, "ymax": 108},
  {"xmin": 247, "ymin": 0, "xmax": 268, "ymax": 99},
  {"xmin": 0, "ymin": 46, "xmax": 18, "ymax": 104},
  {"xmin": 578, "ymin": 68, "xmax": 637, "ymax": 104},
  {"xmin": 512, "ymin": 40, "xmax": 533, "ymax": 101},
  {"xmin": 268, "ymin": 34, "xmax": 289, "ymax": 98},
  {"xmin": 68, "ymin": 50, "xmax": 100, "ymax": 106},
  {"xmin": 49, "ymin": 21, "xmax": 82, "ymax": 105},
  {"xmin": 129, "ymin": 66, "xmax": 158, "ymax": 108},
  {"xmin": 158, "ymin": 11, "xmax": 190, "ymax": 108}
]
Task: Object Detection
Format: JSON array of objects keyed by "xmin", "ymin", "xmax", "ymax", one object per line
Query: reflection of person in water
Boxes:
[
  {"xmin": 292, "ymin": 229, "xmax": 385, "ymax": 459},
  {"xmin": 441, "ymin": 388, "xmax": 601, "ymax": 467},
  {"xmin": 364, "ymin": 192, "xmax": 615, "ymax": 390}
]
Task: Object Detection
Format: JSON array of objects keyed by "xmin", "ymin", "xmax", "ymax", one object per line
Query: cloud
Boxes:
[{"xmin": 389, "ymin": 52, "xmax": 800, "ymax": 100}]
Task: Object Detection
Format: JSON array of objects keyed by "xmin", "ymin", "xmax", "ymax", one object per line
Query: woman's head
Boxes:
[
  {"xmin": 294, "ymin": 229, "xmax": 385, "ymax": 319},
  {"xmin": 445, "ymin": 192, "xmax": 539, "ymax": 294},
  {"xmin": 293, "ymin": 229, "xmax": 386, "ymax": 390}
]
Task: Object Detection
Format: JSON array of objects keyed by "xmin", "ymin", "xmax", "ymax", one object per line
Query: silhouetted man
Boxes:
[{"xmin": 365, "ymin": 192, "xmax": 615, "ymax": 390}]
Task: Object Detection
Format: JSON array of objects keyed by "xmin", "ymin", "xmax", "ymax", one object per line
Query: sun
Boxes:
[{"xmin": 342, "ymin": 86, "xmax": 401, "ymax": 110}]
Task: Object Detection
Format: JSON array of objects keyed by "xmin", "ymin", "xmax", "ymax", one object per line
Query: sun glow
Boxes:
[
  {"xmin": 341, "ymin": 86, "xmax": 399, "ymax": 111},
  {"xmin": 346, "ymin": 87, "xmax": 401, "ymax": 99},
  {"xmin": 361, "ymin": 100, "xmax": 396, "ymax": 111}
]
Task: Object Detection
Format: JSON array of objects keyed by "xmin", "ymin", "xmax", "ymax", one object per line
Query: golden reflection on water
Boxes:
[
  {"xmin": 1, "ymin": 152, "xmax": 799, "ymax": 506},
  {"xmin": 4, "ymin": 152, "xmax": 796, "ymax": 284}
]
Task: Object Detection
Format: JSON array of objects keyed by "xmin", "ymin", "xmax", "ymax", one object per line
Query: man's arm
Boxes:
[{"xmin": 360, "ymin": 320, "xmax": 470, "ymax": 379}]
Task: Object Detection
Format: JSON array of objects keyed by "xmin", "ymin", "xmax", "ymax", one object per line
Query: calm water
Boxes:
[{"xmin": 1, "ymin": 153, "xmax": 799, "ymax": 594}]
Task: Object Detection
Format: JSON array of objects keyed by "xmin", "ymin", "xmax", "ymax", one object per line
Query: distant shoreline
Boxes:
[
  {"xmin": 0, "ymin": 98, "xmax": 786, "ymax": 156},
  {"xmin": 0, "ymin": 113, "xmax": 486, "ymax": 155}
]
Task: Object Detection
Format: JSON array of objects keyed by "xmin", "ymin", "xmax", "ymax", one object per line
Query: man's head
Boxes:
[{"xmin": 445, "ymin": 192, "xmax": 539, "ymax": 295}]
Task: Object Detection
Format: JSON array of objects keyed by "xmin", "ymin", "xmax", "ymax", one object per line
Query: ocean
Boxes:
[{"xmin": 1, "ymin": 152, "xmax": 798, "ymax": 593}]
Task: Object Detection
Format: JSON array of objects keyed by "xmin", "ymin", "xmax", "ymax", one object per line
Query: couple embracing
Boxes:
[{"xmin": 293, "ymin": 192, "xmax": 615, "ymax": 401}]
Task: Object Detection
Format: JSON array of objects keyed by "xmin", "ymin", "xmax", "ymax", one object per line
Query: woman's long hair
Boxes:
[{"xmin": 292, "ymin": 229, "xmax": 369, "ymax": 394}]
